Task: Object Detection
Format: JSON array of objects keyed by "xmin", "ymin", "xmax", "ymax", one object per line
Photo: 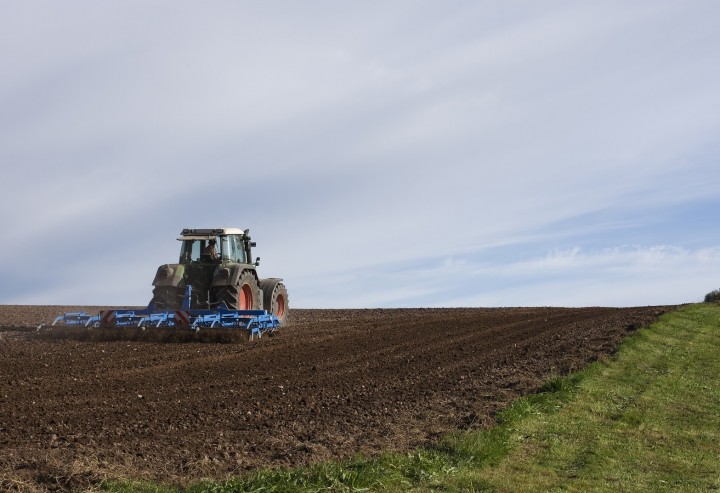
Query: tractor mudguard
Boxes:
[
  {"xmin": 152, "ymin": 263, "xmax": 186, "ymax": 287},
  {"xmin": 259, "ymin": 277, "xmax": 283, "ymax": 293}
]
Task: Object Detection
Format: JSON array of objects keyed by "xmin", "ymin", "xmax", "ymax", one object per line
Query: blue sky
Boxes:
[{"xmin": 1, "ymin": 1, "xmax": 719, "ymax": 307}]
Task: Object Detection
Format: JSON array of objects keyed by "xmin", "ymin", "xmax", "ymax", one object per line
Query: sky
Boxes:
[{"xmin": 1, "ymin": 1, "xmax": 719, "ymax": 308}]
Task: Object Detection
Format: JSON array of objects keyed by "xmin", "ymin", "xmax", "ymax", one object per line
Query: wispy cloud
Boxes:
[
  {"xmin": 295, "ymin": 245, "xmax": 720, "ymax": 308},
  {"xmin": 1, "ymin": 1, "xmax": 719, "ymax": 307}
]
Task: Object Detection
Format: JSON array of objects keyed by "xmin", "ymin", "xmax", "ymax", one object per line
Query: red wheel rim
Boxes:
[
  {"xmin": 240, "ymin": 284, "xmax": 253, "ymax": 310},
  {"xmin": 275, "ymin": 293, "xmax": 285, "ymax": 318}
]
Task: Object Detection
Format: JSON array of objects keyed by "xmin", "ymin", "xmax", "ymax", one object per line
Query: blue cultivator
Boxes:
[{"xmin": 51, "ymin": 286, "xmax": 281, "ymax": 340}]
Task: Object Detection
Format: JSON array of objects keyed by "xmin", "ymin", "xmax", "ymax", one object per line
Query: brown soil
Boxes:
[{"xmin": 0, "ymin": 304, "xmax": 673, "ymax": 491}]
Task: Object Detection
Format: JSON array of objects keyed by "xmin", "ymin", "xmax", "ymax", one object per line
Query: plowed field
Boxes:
[{"xmin": 0, "ymin": 305, "xmax": 672, "ymax": 491}]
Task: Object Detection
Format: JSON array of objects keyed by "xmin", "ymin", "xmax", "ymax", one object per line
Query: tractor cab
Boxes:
[{"xmin": 178, "ymin": 228, "xmax": 251, "ymax": 265}]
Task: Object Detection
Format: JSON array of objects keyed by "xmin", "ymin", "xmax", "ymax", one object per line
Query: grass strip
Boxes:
[
  {"xmin": 104, "ymin": 304, "xmax": 720, "ymax": 493},
  {"xmin": 474, "ymin": 303, "xmax": 720, "ymax": 493}
]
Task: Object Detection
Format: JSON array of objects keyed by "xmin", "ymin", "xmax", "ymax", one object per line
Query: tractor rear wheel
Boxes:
[
  {"xmin": 151, "ymin": 286, "xmax": 183, "ymax": 310},
  {"xmin": 260, "ymin": 280, "xmax": 289, "ymax": 324},
  {"xmin": 215, "ymin": 271, "xmax": 261, "ymax": 310}
]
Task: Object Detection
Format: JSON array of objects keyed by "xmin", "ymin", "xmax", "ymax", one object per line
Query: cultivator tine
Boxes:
[
  {"xmin": 138, "ymin": 312, "xmax": 175, "ymax": 328},
  {"xmin": 189, "ymin": 313, "xmax": 219, "ymax": 330},
  {"xmin": 113, "ymin": 310, "xmax": 150, "ymax": 327},
  {"xmin": 51, "ymin": 312, "xmax": 100, "ymax": 327}
]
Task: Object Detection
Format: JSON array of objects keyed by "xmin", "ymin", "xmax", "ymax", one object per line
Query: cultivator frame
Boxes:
[{"xmin": 50, "ymin": 286, "xmax": 280, "ymax": 340}]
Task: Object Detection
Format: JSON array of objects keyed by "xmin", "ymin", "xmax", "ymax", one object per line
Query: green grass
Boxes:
[
  {"xmin": 104, "ymin": 304, "xmax": 720, "ymax": 493},
  {"xmin": 477, "ymin": 303, "xmax": 720, "ymax": 493}
]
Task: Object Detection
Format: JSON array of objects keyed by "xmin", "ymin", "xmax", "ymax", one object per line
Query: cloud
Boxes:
[
  {"xmin": 294, "ymin": 245, "xmax": 720, "ymax": 309},
  {"xmin": 1, "ymin": 1, "xmax": 719, "ymax": 307}
]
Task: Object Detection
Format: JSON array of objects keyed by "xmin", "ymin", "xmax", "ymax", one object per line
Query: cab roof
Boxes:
[{"xmin": 178, "ymin": 228, "xmax": 245, "ymax": 240}]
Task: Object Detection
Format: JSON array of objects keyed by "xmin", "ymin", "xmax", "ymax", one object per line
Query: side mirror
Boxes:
[{"xmin": 255, "ymin": 257, "xmax": 261, "ymax": 266}]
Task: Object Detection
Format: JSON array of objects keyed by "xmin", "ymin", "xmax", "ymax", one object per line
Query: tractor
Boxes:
[{"xmin": 151, "ymin": 228, "xmax": 288, "ymax": 323}]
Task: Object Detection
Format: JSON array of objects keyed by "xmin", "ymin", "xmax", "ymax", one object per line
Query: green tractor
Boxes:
[{"xmin": 151, "ymin": 228, "xmax": 288, "ymax": 323}]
